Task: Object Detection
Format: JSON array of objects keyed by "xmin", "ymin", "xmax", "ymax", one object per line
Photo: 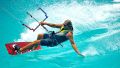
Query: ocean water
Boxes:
[{"xmin": 0, "ymin": 0, "xmax": 120, "ymax": 68}]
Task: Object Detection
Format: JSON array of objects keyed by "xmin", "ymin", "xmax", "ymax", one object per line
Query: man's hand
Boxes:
[
  {"xmin": 40, "ymin": 22, "xmax": 47, "ymax": 26},
  {"xmin": 78, "ymin": 53, "xmax": 85, "ymax": 57}
]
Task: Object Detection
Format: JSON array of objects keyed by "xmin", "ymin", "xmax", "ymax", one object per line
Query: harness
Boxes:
[{"xmin": 48, "ymin": 25, "xmax": 72, "ymax": 47}]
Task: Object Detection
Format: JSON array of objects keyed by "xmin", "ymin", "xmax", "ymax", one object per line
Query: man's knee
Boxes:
[{"xmin": 37, "ymin": 34, "xmax": 44, "ymax": 40}]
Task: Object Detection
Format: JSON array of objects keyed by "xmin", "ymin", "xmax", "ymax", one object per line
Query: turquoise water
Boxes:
[{"xmin": 0, "ymin": 0, "xmax": 120, "ymax": 68}]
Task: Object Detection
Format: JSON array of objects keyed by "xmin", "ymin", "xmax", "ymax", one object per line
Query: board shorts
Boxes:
[{"xmin": 40, "ymin": 33, "xmax": 68, "ymax": 47}]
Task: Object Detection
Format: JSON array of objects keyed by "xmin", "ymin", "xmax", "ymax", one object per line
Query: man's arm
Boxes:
[
  {"xmin": 40, "ymin": 22, "xmax": 63, "ymax": 28},
  {"xmin": 67, "ymin": 32, "xmax": 84, "ymax": 56}
]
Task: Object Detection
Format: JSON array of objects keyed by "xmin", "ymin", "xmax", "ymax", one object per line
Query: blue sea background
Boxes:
[{"xmin": 0, "ymin": 0, "xmax": 120, "ymax": 68}]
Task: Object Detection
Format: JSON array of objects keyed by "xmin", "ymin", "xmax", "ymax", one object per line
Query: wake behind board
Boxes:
[{"xmin": 5, "ymin": 42, "xmax": 41, "ymax": 55}]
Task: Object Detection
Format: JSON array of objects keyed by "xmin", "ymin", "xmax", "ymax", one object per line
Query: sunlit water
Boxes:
[{"xmin": 0, "ymin": 0, "xmax": 120, "ymax": 68}]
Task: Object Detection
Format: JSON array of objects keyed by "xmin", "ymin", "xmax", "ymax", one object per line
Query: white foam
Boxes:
[
  {"xmin": 17, "ymin": 22, "xmax": 46, "ymax": 42},
  {"xmin": 113, "ymin": 0, "xmax": 120, "ymax": 2},
  {"xmin": 82, "ymin": 46, "xmax": 99, "ymax": 56},
  {"xmin": 16, "ymin": 1, "xmax": 120, "ymax": 42}
]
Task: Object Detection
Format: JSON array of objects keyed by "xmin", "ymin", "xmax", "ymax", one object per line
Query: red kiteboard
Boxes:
[{"xmin": 5, "ymin": 42, "xmax": 41, "ymax": 55}]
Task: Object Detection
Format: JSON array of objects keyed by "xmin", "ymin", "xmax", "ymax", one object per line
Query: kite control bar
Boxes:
[{"xmin": 22, "ymin": 8, "xmax": 48, "ymax": 32}]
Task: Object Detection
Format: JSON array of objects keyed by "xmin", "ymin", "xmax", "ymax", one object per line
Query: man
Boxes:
[{"xmin": 14, "ymin": 20, "xmax": 84, "ymax": 56}]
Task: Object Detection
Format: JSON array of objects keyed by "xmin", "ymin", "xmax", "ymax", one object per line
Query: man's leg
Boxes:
[
  {"xmin": 31, "ymin": 34, "xmax": 44, "ymax": 50},
  {"xmin": 20, "ymin": 40, "xmax": 41, "ymax": 52}
]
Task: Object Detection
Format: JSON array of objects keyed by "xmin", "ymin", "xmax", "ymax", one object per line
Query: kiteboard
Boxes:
[{"xmin": 5, "ymin": 42, "xmax": 41, "ymax": 55}]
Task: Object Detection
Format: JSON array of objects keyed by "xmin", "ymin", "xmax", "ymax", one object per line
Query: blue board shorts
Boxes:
[{"xmin": 40, "ymin": 33, "xmax": 68, "ymax": 47}]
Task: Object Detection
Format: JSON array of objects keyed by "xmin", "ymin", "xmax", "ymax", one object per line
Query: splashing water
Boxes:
[
  {"xmin": 82, "ymin": 46, "xmax": 99, "ymax": 56},
  {"xmin": 18, "ymin": 1, "xmax": 120, "ymax": 42}
]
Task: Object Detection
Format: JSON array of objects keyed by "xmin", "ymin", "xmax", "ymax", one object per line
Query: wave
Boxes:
[{"xmin": 14, "ymin": 1, "xmax": 120, "ymax": 57}]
